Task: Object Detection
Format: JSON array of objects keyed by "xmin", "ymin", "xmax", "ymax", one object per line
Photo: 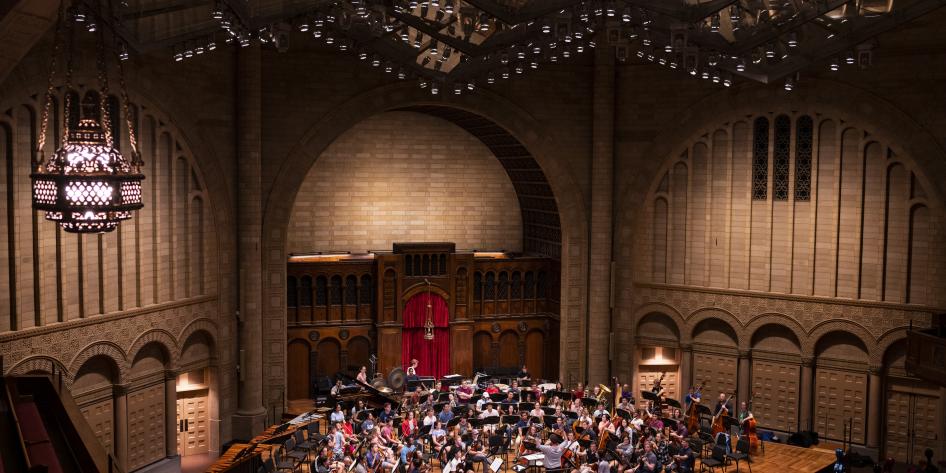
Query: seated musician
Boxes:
[
  {"xmin": 629, "ymin": 411, "xmax": 644, "ymax": 431},
  {"xmin": 514, "ymin": 412, "xmax": 531, "ymax": 437},
  {"xmin": 357, "ymin": 366, "xmax": 369, "ymax": 385},
  {"xmin": 672, "ymin": 439, "xmax": 696, "ymax": 473},
  {"xmin": 430, "ymin": 420, "xmax": 448, "ymax": 451},
  {"xmin": 330, "ymin": 423, "xmax": 347, "ymax": 460},
  {"xmin": 597, "ymin": 413, "xmax": 615, "ymax": 437},
  {"xmin": 438, "ymin": 405, "xmax": 455, "ymax": 424},
  {"xmin": 577, "ymin": 441, "xmax": 601, "ymax": 473},
  {"xmin": 331, "ymin": 379, "xmax": 344, "ymax": 396},
  {"xmin": 361, "ymin": 412, "xmax": 377, "ymax": 433},
  {"xmin": 738, "ymin": 401, "xmax": 754, "ymax": 427},
  {"xmin": 476, "ymin": 391, "xmax": 491, "ymax": 411},
  {"xmin": 467, "ymin": 438, "xmax": 492, "ymax": 472},
  {"xmin": 508, "ymin": 380, "xmax": 521, "ymax": 395},
  {"xmin": 633, "ymin": 441, "xmax": 658, "ymax": 473},
  {"xmin": 574, "ymin": 383, "xmax": 585, "ymax": 399},
  {"xmin": 457, "ymin": 416, "xmax": 472, "ymax": 436},
  {"xmin": 530, "ymin": 403, "xmax": 545, "ymax": 419},
  {"xmin": 652, "ymin": 433, "xmax": 670, "ymax": 472},
  {"xmin": 379, "ymin": 402, "xmax": 395, "ymax": 423},
  {"xmin": 485, "ymin": 382, "xmax": 500, "ymax": 394},
  {"xmin": 366, "ymin": 444, "xmax": 390, "ymax": 473},
  {"xmin": 406, "ymin": 359, "xmax": 419, "ymax": 380},
  {"xmin": 379, "ymin": 419, "xmax": 397, "ymax": 446},
  {"xmin": 331, "ymin": 404, "xmax": 346, "ymax": 423},
  {"xmin": 402, "ymin": 410, "xmax": 418, "ymax": 437},
  {"xmin": 502, "ymin": 391, "xmax": 517, "ymax": 406},
  {"xmin": 621, "ymin": 384, "xmax": 634, "ymax": 403},
  {"xmin": 422, "ymin": 408, "xmax": 437, "ymax": 427},
  {"xmin": 518, "ymin": 365, "xmax": 531, "ymax": 380},
  {"xmin": 444, "ymin": 448, "xmax": 470, "ymax": 473},
  {"xmin": 457, "ymin": 380, "xmax": 474, "ymax": 403},
  {"xmin": 343, "ymin": 417, "xmax": 355, "ymax": 436},
  {"xmin": 593, "ymin": 403, "xmax": 608, "ymax": 419},
  {"xmin": 351, "ymin": 399, "xmax": 367, "ymax": 417}
]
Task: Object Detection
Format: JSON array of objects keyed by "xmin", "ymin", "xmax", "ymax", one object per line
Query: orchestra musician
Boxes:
[
  {"xmin": 518, "ymin": 365, "xmax": 531, "ymax": 380},
  {"xmin": 672, "ymin": 439, "xmax": 696, "ymax": 473},
  {"xmin": 713, "ymin": 393, "xmax": 733, "ymax": 452},
  {"xmin": 406, "ymin": 358, "xmax": 419, "ymax": 379},
  {"xmin": 357, "ymin": 366, "xmax": 369, "ymax": 385}
]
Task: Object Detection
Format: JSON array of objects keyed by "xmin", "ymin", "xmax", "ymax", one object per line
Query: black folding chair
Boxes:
[
  {"xmin": 700, "ymin": 445, "xmax": 726, "ymax": 473},
  {"xmin": 727, "ymin": 437, "xmax": 752, "ymax": 473}
]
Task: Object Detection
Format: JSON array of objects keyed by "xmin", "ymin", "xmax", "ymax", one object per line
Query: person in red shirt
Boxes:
[
  {"xmin": 574, "ymin": 382, "xmax": 585, "ymax": 399},
  {"xmin": 401, "ymin": 410, "xmax": 418, "ymax": 438},
  {"xmin": 485, "ymin": 382, "xmax": 499, "ymax": 395}
]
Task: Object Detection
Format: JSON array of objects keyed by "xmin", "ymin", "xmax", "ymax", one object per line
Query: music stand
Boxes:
[
  {"xmin": 615, "ymin": 408, "xmax": 631, "ymax": 420},
  {"xmin": 447, "ymin": 417, "xmax": 462, "ymax": 429},
  {"xmin": 438, "ymin": 392, "xmax": 451, "ymax": 402},
  {"xmin": 563, "ymin": 410, "xmax": 579, "ymax": 420},
  {"xmin": 519, "ymin": 402, "xmax": 535, "ymax": 412},
  {"xmin": 543, "ymin": 415, "xmax": 557, "ymax": 429},
  {"xmin": 542, "ymin": 407, "xmax": 556, "ymax": 416},
  {"xmin": 662, "ymin": 418, "xmax": 678, "ymax": 431},
  {"xmin": 581, "ymin": 398, "xmax": 598, "ymax": 409},
  {"xmin": 489, "ymin": 393, "xmax": 506, "ymax": 403},
  {"xmin": 434, "ymin": 402, "xmax": 447, "ymax": 413},
  {"xmin": 640, "ymin": 391, "xmax": 659, "ymax": 403},
  {"xmin": 501, "ymin": 415, "xmax": 519, "ymax": 426},
  {"xmin": 664, "ymin": 398, "xmax": 682, "ymax": 410},
  {"xmin": 419, "ymin": 424, "xmax": 432, "ymax": 437},
  {"xmin": 723, "ymin": 415, "xmax": 739, "ymax": 432}
]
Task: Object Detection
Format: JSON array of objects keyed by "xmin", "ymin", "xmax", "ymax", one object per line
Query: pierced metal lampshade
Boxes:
[{"xmin": 31, "ymin": 100, "xmax": 144, "ymax": 233}]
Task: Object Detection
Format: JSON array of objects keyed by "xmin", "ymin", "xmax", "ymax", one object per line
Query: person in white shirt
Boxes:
[
  {"xmin": 478, "ymin": 403, "xmax": 500, "ymax": 434},
  {"xmin": 422, "ymin": 408, "xmax": 437, "ymax": 427},
  {"xmin": 330, "ymin": 404, "xmax": 346, "ymax": 423},
  {"xmin": 536, "ymin": 437, "xmax": 565, "ymax": 470},
  {"xmin": 476, "ymin": 392, "xmax": 491, "ymax": 411}
]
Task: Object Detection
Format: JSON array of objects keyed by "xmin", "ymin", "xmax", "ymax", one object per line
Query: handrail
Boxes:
[{"xmin": 3, "ymin": 378, "xmax": 34, "ymax": 470}]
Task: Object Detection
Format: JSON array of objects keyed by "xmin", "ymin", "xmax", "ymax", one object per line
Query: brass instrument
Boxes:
[{"xmin": 596, "ymin": 384, "xmax": 612, "ymax": 402}]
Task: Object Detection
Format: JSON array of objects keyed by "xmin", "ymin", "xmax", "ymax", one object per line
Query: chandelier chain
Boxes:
[
  {"xmin": 61, "ymin": 2, "xmax": 76, "ymax": 148},
  {"xmin": 36, "ymin": 1, "xmax": 67, "ymax": 168},
  {"xmin": 116, "ymin": 50, "xmax": 141, "ymax": 168},
  {"xmin": 95, "ymin": 1, "xmax": 114, "ymax": 150}
]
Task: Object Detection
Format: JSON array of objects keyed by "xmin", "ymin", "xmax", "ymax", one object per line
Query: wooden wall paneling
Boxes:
[
  {"xmin": 451, "ymin": 323, "xmax": 473, "ymax": 375},
  {"xmin": 498, "ymin": 331, "xmax": 520, "ymax": 369},
  {"xmin": 638, "ymin": 366, "xmax": 679, "ymax": 402},
  {"xmin": 525, "ymin": 331, "xmax": 544, "ymax": 380},
  {"xmin": 693, "ymin": 351, "xmax": 738, "ymax": 398},
  {"xmin": 750, "ymin": 358, "xmax": 800, "ymax": 433},
  {"xmin": 127, "ymin": 383, "xmax": 166, "ymax": 470},
  {"xmin": 80, "ymin": 397, "xmax": 115, "ymax": 455},
  {"xmin": 814, "ymin": 367, "xmax": 866, "ymax": 444},
  {"xmin": 287, "ymin": 339, "xmax": 310, "ymax": 400}
]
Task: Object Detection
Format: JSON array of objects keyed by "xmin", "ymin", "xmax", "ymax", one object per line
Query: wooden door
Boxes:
[
  {"xmin": 814, "ymin": 367, "xmax": 866, "ymax": 444},
  {"xmin": 177, "ymin": 392, "xmax": 209, "ymax": 456},
  {"xmin": 637, "ymin": 366, "xmax": 679, "ymax": 403},
  {"xmin": 80, "ymin": 397, "xmax": 114, "ymax": 455},
  {"xmin": 692, "ymin": 351, "xmax": 738, "ymax": 399},
  {"xmin": 127, "ymin": 383, "xmax": 166, "ymax": 470},
  {"xmin": 751, "ymin": 359, "xmax": 799, "ymax": 433},
  {"xmin": 885, "ymin": 382, "xmax": 942, "ymax": 464}
]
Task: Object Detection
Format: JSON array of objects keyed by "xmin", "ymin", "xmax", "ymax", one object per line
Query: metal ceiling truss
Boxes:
[{"xmin": 85, "ymin": 0, "xmax": 946, "ymax": 90}]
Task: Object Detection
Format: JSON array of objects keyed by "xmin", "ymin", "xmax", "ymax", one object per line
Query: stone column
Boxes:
[
  {"xmin": 165, "ymin": 370, "xmax": 178, "ymax": 458},
  {"xmin": 232, "ymin": 43, "xmax": 267, "ymax": 439},
  {"xmin": 113, "ymin": 384, "xmax": 129, "ymax": 471},
  {"xmin": 798, "ymin": 357, "xmax": 814, "ymax": 432},
  {"xmin": 587, "ymin": 36, "xmax": 615, "ymax": 385},
  {"xmin": 679, "ymin": 344, "xmax": 693, "ymax": 404},
  {"xmin": 737, "ymin": 350, "xmax": 751, "ymax": 410},
  {"xmin": 866, "ymin": 366, "xmax": 883, "ymax": 449}
]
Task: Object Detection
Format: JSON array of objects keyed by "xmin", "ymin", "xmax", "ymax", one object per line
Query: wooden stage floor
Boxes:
[
  {"xmin": 697, "ymin": 441, "xmax": 836, "ymax": 473},
  {"xmin": 286, "ymin": 400, "xmax": 835, "ymax": 473}
]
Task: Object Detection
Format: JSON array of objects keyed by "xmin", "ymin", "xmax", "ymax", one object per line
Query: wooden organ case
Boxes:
[{"xmin": 286, "ymin": 243, "xmax": 560, "ymax": 400}]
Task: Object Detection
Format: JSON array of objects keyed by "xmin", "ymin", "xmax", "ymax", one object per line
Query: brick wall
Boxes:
[{"xmin": 287, "ymin": 111, "xmax": 523, "ymax": 254}]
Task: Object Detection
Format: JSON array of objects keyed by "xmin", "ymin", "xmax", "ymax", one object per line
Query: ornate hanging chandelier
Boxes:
[
  {"xmin": 31, "ymin": 1, "xmax": 144, "ymax": 234},
  {"xmin": 423, "ymin": 278, "xmax": 435, "ymax": 341}
]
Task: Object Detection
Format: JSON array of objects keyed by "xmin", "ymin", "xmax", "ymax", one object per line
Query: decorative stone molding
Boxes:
[
  {"xmin": 127, "ymin": 329, "xmax": 180, "ymax": 368},
  {"xmin": 69, "ymin": 341, "xmax": 129, "ymax": 383}
]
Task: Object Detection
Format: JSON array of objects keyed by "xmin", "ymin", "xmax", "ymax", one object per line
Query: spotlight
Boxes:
[
  {"xmin": 784, "ymin": 77, "xmax": 795, "ymax": 91},
  {"xmin": 829, "ymin": 57, "xmax": 840, "ymax": 71},
  {"xmin": 736, "ymin": 59, "xmax": 746, "ymax": 72},
  {"xmin": 845, "ymin": 51, "xmax": 855, "ymax": 65}
]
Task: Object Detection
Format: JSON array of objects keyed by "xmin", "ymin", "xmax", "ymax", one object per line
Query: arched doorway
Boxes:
[{"xmin": 401, "ymin": 292, "xmax": 450, "ymax": 378}]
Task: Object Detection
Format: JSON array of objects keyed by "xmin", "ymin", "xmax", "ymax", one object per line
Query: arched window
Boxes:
[
  {"xmin": 474, "ymin": 272, "xmax": 483, "ymax": 301},
  {"xmin": 405, "ymin": 255, "xmax": 413, "ymax": 276},
  {"xmin": 537, "ymin": 271, "xmax": 547, "ymax": 298},
  {"xmin": 524, "ymin": 271, "xmax": 535, "ymax": 298},
  {"xmin": 330, "ymin": 275, "xmax": 343, "ymax": 305},
  {"xmin": 345, "ymin": 275, "xmax": 358, "ymax": 305},
  {"xmin": 511, "ymin": 272, "xmax": 522, "ymax": 299},
  {"xmin": 360, "ymin": 275, "xmax": 373, "ymax": 304},
  {"xmin": 752, "ymin": 116, "xmax": 769, "ymax": 200},
  {"xmin": 795, "ymin": 115, "xmax": 813, "ymax": 201},
  {"xmin": 773, "ymin": 114, "xmax": 791, "ymax": 200},
  {"xmin": 485, "ymin": 272, "xmax": 495, "ymax": 300},
  {"xmin": 287, "ymin": 276, "xmax": 298, "ymax": 308},
  {"xmin": 422, "ymin": 255, "xmax": 430, "ymax": 276},
  {"xmin": 439, "ymin": 254, "xmax": 447, "ymax": 275},
  {"xmin": 315, "ymin": 276, "xmax": 328, "ymax": 306},
  {"xmin": 498, "ymin": 272, "xmax": 509, "ymax": 298},
  {"xmin": 300, "ymin": 276, "xmax": 313, "ymax": 306}
]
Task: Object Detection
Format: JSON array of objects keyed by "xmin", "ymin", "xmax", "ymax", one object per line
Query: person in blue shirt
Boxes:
[
  {"xmin": 331, "ymin": 423, "xmax": 346, "ymax": 460},
  {"xmin": 399, "ymin": 437, "xmax": 418, "ymax": 465},
  {"xmin": 379, "ymin": 402, "xmax": 394, "ymax": 423},
  {"xmin": 438, "ymin": 405, "xmax": 455, "ymax": 424}
]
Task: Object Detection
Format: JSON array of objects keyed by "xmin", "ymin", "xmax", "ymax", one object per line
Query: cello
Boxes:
[
  {"xmin": 685, "ymin": 382, "xmax": 704, "ymax": 434},
  {"xmin": 711, "ymin": 394, "xmax": 734, "ymax": 437}
]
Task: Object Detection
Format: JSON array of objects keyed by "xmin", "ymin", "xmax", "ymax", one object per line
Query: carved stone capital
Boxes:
[{"xmin": 801, "ymin": 357, "xmax": 815, "ymax": 368}]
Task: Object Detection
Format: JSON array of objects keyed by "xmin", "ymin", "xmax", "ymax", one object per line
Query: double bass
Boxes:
[
  {"xmin": 685, "ymin": 383, "xmax": 704, "ymax": 433},
  {"xmin": 741, "ymin": 395, "xmax": 760, "ymax": 452},
  {"xmin": 711, "ymin": 394, "xmax": 734, "ymax": 437}
]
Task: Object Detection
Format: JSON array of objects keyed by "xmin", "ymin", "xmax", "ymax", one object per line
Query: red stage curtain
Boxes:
[{"xmin": 401, "ymin": 292, "xmax": 450, "ymax": 379}]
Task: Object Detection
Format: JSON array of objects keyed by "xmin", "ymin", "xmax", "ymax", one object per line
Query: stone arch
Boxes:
[
  {"xmin": 686, "ymin": 308, "xmax": 744, "ymax": 348},
  {"xmin": 633, "ymin": 302, "xmax": 687, "ymax": 339},
  {"xmin": 636, "ymin": 311, "xmax": 682, "ymax": 345},
  {"xmin": 178, "ymin": 317, "xmax": 219, "ymax": 356},
  {"xmin": 180, "ymin": 329, "xmax": 217, "ymax": 370},
  {"xmin": 873, "ymin": 327, "xmax": 910, "ymax": 367},
  {"xmin": 127, "ymin": 329, "xmax": 180, "ymax": 369},
  {"xmin": 69, "ymin": 341, "xmax": 128, "ymax": 382},
  {"xmin": 745, "ymin": 313, "xmax": 808, "ymax": 351},
  {"xmin": 402, "ymin": 282, "xmax": 451, "ymax": 305},
  {"xmin": 263, "ymin": 80, "xmax": 590, "ymax": 388},
  {"xmin": 7, "ymin": 355, "xmax": 70, "ymax": 379},
  {"xmin": 750, "ymin": 323, "xmax": 803, "ymax": 355},
  {"xmin": 807, "ymin": 319, "xmax": 876, "ymax": 358}
]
